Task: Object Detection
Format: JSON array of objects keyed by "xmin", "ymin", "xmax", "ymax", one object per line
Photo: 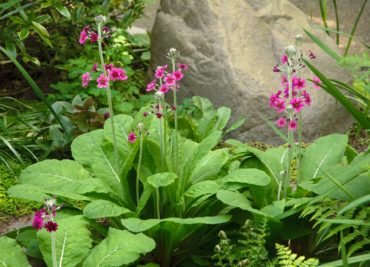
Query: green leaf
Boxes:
[
  {"xmin": 83, "ymin": 200, "xmax": 132, "ymax": 219},
  {"xmin": 0, "ymin": 236, "xmax": 31, "ymax": 266},
  {"xmin": 7, "ymin": 184, "xmax": 49, "ymax": 202},
  {"xmin": 121, "ymin": 215, "xmax": 231, "ymax": 232},
  {"xmin": 319, "ymin": 253, "xmax": 370, "ymax": 266},
  {"xmin": 83, "ymin": 228, "xmax": 155, "ymax": 267},
  {"xmin": 299, "ymin": 134, "xmax": 348, "ymax": 181},
  {"xmin": 55, "ymin": 4, "xmax": 71, "ymax": 19},
  {"xmin": 147, "ymin": 172, "xmax": 178, "ymax": 188},
  {"xmin": 223, "ymin": 168, "xmax": 271, "ymax": 187},
  {"xmin": 104, "ymin": 114, "xmax": 134, "ymax": 157},
  {"xmin": 185, "ymin": 180, "xmax": 220, "ymax": 198},
  {"xmin": 19, "ymin": 159, "xmax": 109, "ymax": 199},
  {"xmin": 304, "ymin": 60, "xmax": 370, "ymax": 128},
  {"xmin": 38, "ymin": 216, "xmax": 91, "ymax": 267},
  {"xmin": 225, "ymin": 116, "xmax": 245, "ymax": 134},
  {"xmin": 72, "ymin": 130, "xmax": 121, "ymax": 196},
  {"xmin": 215, "ymin": 106, "xmax": 231, "ymax": 131},
  {"xmin": 338, "ymin": 194, "xmax": 370, "ymax": 214},
  {"xmin": 31, "ymin": 21, "xmax": 52, "ymax": 47},
  {"xmin": 18, "ymin": 27, "xmax": 29, "ymax": 40},
  {"xmin": 180, "ymin": 131, "xmax": 222, "ymax": 189},
  {"xmin": 216, "ymin": 190, "xmax": 267, "ymax": 216},
  {"xmin": 189, "ymin": 149, "xmax": 229, "ymax": 184}
]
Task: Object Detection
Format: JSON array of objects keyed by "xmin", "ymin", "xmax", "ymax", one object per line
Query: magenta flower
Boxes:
[
  {"xmin": 79, "ymin": 30, "xmax": 88, "ymax": 45},
  {"xmin": 302, "ymin": 90, "xmax": 311, "ymax": 106},
  {"xmin": 283, "ymin": 87, "xmax": 298, "ymax": 98},
  {"xmin": 281, "ymin": 75, "xmax": 288, "ymax": 86},
  {"xmin": 92, "ymin": 63, "xmax": 98, "ymax": 72},
  {"xmin": 159, "ymin": 84, "xmax": 170, "ymax": 94},
  {"xmin": 128, "ymin": 132, "xmax": 137, "ymax": 143},
  {"xmin": 32, "ymin": 209, "xmax": 45, "ymax": 230},
  {"xmin": 109, "ymin": 67, "xmax": 128, "ymax": 81},
  {"xmin": 276, "ymin": 117, "xmax": 286, "ymax": 128},
  {"xmin": 273, "ymin": 65, "xmax": 280, "ymax": 72},
  {"xmin": 146, "ymin": 80, "xmax": 156, "ymax": 92},
  {"xmin": 288, "ymin": 119, "xmax": 297, "ymax": 130},
  {"xmin": 178, "ymin": 63, "xmax": 188, "ymax": 70},
  {"xmin": 281, "ymin": 54, "xmax": 288, "ymax": 64},
  {"xmin": 97, "ymin": 74, "xmax": 109, "ymax": 88},
  {"xmin": 44, "ymin": 221, "xmax": 58, "ymax": 232},
  {"xmin": 82, "ymin": 72, "xmax": 91, "ymax": 87},
  {"xmin": 269, "ymin": 91, "xmax": 281, "ymax": 107},
  {"xmin": 173, "ymin": 70, "xmax": 184, "ymax": 81},
  {"xmin": 155, "ymin": 65, "xmax": 167, "ymax": 79},
  {"xmin": 275, "ymin": 99, "xmax": 286, "ymax": 113},
  {"xmin": 103, "ymin": 112, "xmax": 110, "ymax": 120},
  {"xmin": 308, "ymin": 50, "xmax": 316, "ymax": 59},
  {"xmin": 295, "ymin": 77, "xmax": 306, "ymax": 90},
  {"xmin": 164, "ymin": 73, "xmax": 176, "ymax": 86},
  {"xmin": 312, "ymin": 76, "xmax": 321, "ymax": 89},
  {"xmin": 105, "ymin": 64, "xmax": 114, "ymax": 72},
  {"xmin": 90, "ymin": 32, "xmax": 98, "ymax": 43},
  {"xmin": 290, "ymin": 97, "xmax": 304, "ymax": 113}
]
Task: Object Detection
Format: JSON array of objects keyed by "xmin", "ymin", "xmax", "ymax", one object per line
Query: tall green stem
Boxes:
[
  {"xmin": 171, "ymin": 58, "xmax": 179, "ymax": 174},
  {"xmin": 284, "ymin": 62, "xmax": 294, "ymax": 198},
  {"xmin": 156, "ymin": 188, "xmax": 161, "ymax": 219},
  {"xmin": 161, "ymin": 94, "xmax": 167, "ymax": 166},
  {"xmin": 136, "ymin": 129, "xmax": 144, "ymax": 204},
  {"xmin": 51, "ymin": 231, "xmax": 57, "ymax": 267},
  {"xmin": 97, "ymin": 24, "xmax": 119, "ymax": 166},
  {"xmin": 296, "ymin": 47, "xmax": 303, "ymax": 184}
]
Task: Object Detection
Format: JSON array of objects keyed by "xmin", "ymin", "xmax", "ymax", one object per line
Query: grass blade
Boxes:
[
  {"xmin": 318, "ymin": 0, "xmax": 330, "ymax": 36},
  {"xmin": 0, "ymin": 46, "xmax": 67, "ymax": 133},
  {"xmin": 304, "ymin": 29, "xmax": 342, "ymax": 61},
  {"xmin": 319, "ymin": 253, "xmax": 370, "ymax": 266},
  {"xmin": 304, "ymin": 59, "xmax": 370, "ymax": 129},
  {"xmin": 344, "ymin": 0, "xmax": 368, "ymax": 56},
  {"xmin": 332, "ymin": 0, "xmax": 339, "ymax": 45}
]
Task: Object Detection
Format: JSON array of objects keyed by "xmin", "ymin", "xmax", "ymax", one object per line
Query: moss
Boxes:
[{"xmin": 0, "ymin": 163, "xmax": 39, "ymax": 225}]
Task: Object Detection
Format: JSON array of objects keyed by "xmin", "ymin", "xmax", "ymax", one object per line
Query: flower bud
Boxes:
[
  {"xmin": 285, "ymin": 45, "xmax": 297, "ymax": 59},
  {"xmin": 214, "ymin": 245, "xmax": 221, "ymax": 253},
  {"xmin": 95, "ymin": 15, "xmax": 107, "ymax": 26},
  {"xmin": 218, "ymin": 230, "xmax": 227, "ymax": 239},
  {"xmin": 295, "ymin": 34, "xmax": 304, "ymax": 47}
]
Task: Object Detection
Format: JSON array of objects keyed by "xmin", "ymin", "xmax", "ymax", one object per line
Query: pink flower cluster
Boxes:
[
  {"xmin": 79, "ymin": 25, "xmax": 110, "ymax": 45},
  {"xmin": 146, "ymin": 63, "xmax": 188, "ymax": 94},
  {"xmin": 270, "ymin": 74, "xmax": 321, "ymax": 131},
  {"xmin": 82, "ymin": 64, "xmax": 128, "ymax": 88},
  {"xmin": 32, "ymin": 198, "xmax": 61, "ymax": 232}
]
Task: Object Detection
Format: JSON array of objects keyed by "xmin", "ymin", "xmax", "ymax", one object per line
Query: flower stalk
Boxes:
[
  {"xmin": 136, "ymin": 124, "xmax": 144, "ymax": 204},
  {"xmin": 96, "ymin": 18, "xmax": 119, "ymax": 166}
]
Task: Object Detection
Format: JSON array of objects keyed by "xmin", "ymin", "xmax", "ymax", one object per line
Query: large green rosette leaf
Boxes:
[
  {"xmin": 14, "ymin": 159, "xmax": 108, "ymax": 201},
  {"xmin": 82, "ymin": 228, "xmax": 155, "ymax": 267},
  {"xmin": 299, "ymin": 134, "xmax": 348, "ymax": 181},
  {"xmin": 37, "ymin": 215, "xmax": 91, "ymax": 267},
  {"xmin": 0, "ymin": 236, "xmax": 31, "ymax": 266}
]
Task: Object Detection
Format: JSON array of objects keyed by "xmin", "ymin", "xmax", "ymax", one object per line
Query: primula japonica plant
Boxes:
[
  {"xmin": 270, "ymin": 35, "xmax": 321, "ymax": 199},
  {"xmin": 5, "ymin": 47, "xmax": 276, "ymax": 266},
  {"xmin": 79, "ymin": 15, "xmax": 128, "ymax": 166}
]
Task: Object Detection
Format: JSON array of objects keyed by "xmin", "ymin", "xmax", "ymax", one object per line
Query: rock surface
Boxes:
[{"xmin": 150, "ymin": 0, "xmax": 354, "ymax": 144}]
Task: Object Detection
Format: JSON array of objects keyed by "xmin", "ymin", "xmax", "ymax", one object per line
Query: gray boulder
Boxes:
[{"xmin": 150, "ymin": 0, "xmax": 353, "ymax": 144}]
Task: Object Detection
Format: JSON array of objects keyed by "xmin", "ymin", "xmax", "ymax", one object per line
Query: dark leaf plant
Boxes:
[{"xmin": 5, "ymin": 107, "xmax": 274, "ymax": 266}]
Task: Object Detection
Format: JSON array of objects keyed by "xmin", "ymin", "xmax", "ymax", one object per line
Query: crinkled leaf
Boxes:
[
  {"xmin": 189, "ymin": 149, "xmax": 229, "ymax": 184},
  {"xmin": 72, "ymin": 130, "xmax": 120, "ymax": 196},
  {"xmin": 185, "ymin": 180, "xmax": 220, "ymax": 198},
  {"xmin": 83, "ymin": 200, "xmax": 132, "ymax": 219},
  {"xmin": 147, "ymin": 172, "xmax": 178, "ymax": 188},
  {"xmin": 19, "ymin": 159, "xmax": 109, "ymax": 199},
  {"xmin": 0, "ymin": 236, "xmax": 30, "ymax": 266},
  {"xmin": 7, "ymin": 184, "xmax": 49, "ymax": 202},
  {"xmin": 104, "ymin": 114, "xmax": 133, "ymax": 158},
  {"xmin": 121, "ymin": 215, "xmax": 231, "ymax": 232},
  {"xmin": 215, "ymin": 106, "xmax": 231, "ymax": 131},
  {"xmin": 82, "ymin": 228, "xmax": 155, "ymax": 267},
  {"xmin": 216, "ymin": 190, "xmax": 267, "ymax": 216},
  {"xmin": 223, "ymin": 168, "xmax": 271, "ymax": 187},
  {"xmin": 38, "ymin": 216, "xmax": 91, "ymax": 267},
  {"xmin": 299, "ymin": 134, "xmax": 348, "ymax": 181}
]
